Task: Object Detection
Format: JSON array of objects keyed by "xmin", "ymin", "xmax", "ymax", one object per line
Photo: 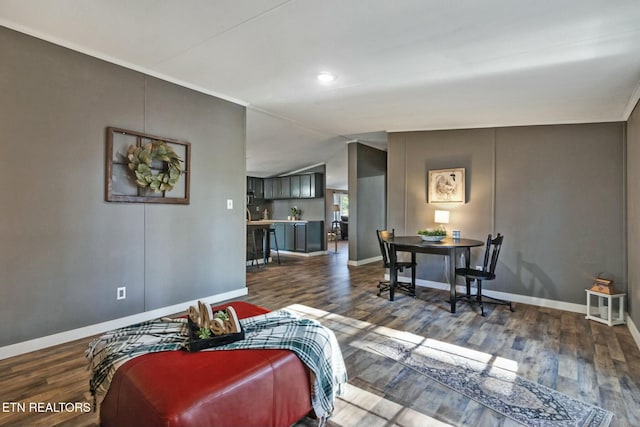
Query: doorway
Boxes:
[{"xmin": 329, "ymin": 192, "xmax": 349, "ymax": 257}]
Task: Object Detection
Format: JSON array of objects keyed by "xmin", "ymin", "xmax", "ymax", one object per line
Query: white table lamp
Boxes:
[{"xmin": 434, "ymin": 210, "xmax": 449, "ymax": 232}]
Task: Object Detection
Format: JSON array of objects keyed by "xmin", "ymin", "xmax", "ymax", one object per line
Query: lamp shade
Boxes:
[
  {"xmin": 333, "ymin": 204, "xmax": 340, "ymax": 212},
  {"xmin": 434, "ymin": 210, "xmax": 450, "ymax": 224}
]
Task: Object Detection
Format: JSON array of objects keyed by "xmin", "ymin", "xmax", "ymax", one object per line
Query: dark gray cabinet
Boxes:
[
  {"xmin": 263, "ymin": 173, "xmax": 323, "ymax": 200},
  {"xmin": 279, "ymin": 176, "xmax": 291, "ymax": 199},
  {"xmin": 263, "ymin": 176, "xmax": 290, "ymax": 199},
  {"xmin": 247, "ymin": 176, "xmax": 263, "ymax": 199},
  {"xmin": 299, "ymin": 174, "xmax": 311, "ymax": 198},
  {"xmin": 294, "ymin": 223, "xmax": 306, "ymax": 252},
  {"xmin": 271, "ymin": 221, "xmax": 324, "ymax": 252},
  {"xmin": 309, "ymin": 173, "xmax": 323, "ymax": 198},
  {"xmin": 263, "ymin": 177, "xmax": 282, "ymax": 199},
  {"xmin": 271, "ymin": 222, "xmax": 295, "ymax": 251},
  {"xmin": 305, "ymin": 221, "xmax": 323, "ymax": 252},
  {"xmin": 263, "ymin": 178, "xmax": 275, "ymax": 199},
  {"xmin": 290, "ymin": 175, "xmax": 301, "ymax": 198},
  {"xmin": 283, "ymin": 223, "xmax": 295, "ymax": 251}
]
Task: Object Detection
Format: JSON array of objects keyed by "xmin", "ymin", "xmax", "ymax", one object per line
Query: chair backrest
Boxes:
[
  {"xmin": 481, "ymin": 233, "xmax": 504, "ymax": 275},
  {"xmin": 376, "ymin": 229, "xmax": 395, "ymax": 268}
]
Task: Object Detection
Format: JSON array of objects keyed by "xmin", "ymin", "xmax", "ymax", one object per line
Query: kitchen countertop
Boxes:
[{"xmin": 247, "ymin": 220, "xmax": 310, "ymax": 225}]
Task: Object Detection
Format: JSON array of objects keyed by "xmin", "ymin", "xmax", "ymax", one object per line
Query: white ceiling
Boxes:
[{"xmin": 2, "ymin": 0, "xmax": 640, "ymax": 189}]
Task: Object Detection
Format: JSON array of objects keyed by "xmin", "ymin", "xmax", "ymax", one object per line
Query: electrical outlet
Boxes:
[
  {"xmin": 117, "ymin": 286, "xmax": 126, "ymax": 300},
  {"xmin": 227, "ymin": 199, "xmax": 233, "ymax": 209}
]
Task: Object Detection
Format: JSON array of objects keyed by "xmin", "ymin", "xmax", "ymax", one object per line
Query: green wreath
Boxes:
[{"xmin": 127, "ymin": 141, "xmax": 183, "ymax": 192}]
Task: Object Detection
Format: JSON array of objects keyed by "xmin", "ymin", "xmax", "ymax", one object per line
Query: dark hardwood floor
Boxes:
[{"xmin": 1, "ymin": 240, "xmax": 639, "ymax": 426}]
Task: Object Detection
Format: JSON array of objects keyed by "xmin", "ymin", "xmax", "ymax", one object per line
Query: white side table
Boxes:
[{"xmin": 585, "ymin": 290, "xmax": 626, "ymax": 326}]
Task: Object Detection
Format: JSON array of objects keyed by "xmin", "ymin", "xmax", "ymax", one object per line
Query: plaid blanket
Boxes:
[
  {"xmin": 217, "ymin": 310, "xmax": 348, "ymax": 423},
  {"xmin": 85, "ymin": 317, "xmax": 187, "ymax": 405},
  {"xmin": 86, "ymin": 309, "xmax": 347, "ymax": 424}
]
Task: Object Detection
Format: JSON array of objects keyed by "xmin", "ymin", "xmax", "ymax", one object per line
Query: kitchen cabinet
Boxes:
[
  {"xmin": 304, "ymin": 221, "xmax": 323, "ymax": 252},
  {"xmin": 270, "ymin": 221, "xmax": 324, "ymax": 252},
  {"xmin": 263, "ymin": 178, "xmax": 275, "ymax": 199},
  {"xmin": 290, "ymin": 175, "xmax": 301, "ymax": 198},
  {"xmin": 270, "ymin": 222, "xmax": 295, "ymax": 251},
  {"xmin": 263, "ymin": 176, "xmax": 291, "ymax": 199},
  {"xmin": 265, "ymin": 178, "xmax": 279, "ymax": 199},
  {"xmin": 299, "ymin": 174, "xmax": 311, "ymax": 198},
  {"xmin": 263, "ymin": 173, "xmax": 323, "ymax": 200},
  {"xmin": 247, "ymin": 176, "xmax": 263, "ymax": 199},
  {"xmin": 294, "ymin": 223, "xmax": 306, "ymax": 252},
  {"xmin": 305, "ymin": 173, "xmax": 323, "ymax": 198},
  {"xmin": 279, "ymin": 176, "xmax": 291, "ymax": 199}
]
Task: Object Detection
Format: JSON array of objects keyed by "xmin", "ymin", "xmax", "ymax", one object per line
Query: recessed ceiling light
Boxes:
[{"xmin": 317, "ymin": 72, "xmax": 336, "ymax": 83}]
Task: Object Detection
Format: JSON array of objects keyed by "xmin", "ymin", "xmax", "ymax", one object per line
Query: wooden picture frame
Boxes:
[
  {"xmin": 428, "ymin": 168, "xmax": 465, "ymax": 204},
  {"xmin": 105, "ymin": 127, "xmax": 191, "ymax": 204}
]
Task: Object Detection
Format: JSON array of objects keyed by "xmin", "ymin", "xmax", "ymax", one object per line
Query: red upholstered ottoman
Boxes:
[{"xmin": 99, "ymin": 301, "xmax": 313, "ymax": 427}]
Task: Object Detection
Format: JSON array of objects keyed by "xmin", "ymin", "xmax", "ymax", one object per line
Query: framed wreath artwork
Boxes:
[
  {"xmin": 428, "ymin": 168, "xmax": 465, "ymax": 204},
  {"xmin": 105, "ymin": 127, "xmax": 191, "ymax": 204}
]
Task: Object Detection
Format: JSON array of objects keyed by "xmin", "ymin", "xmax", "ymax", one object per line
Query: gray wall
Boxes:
[
  {"xmin": 388, "ymin": 129, "xmax": 495, "ymax": 282},
  {"xmin": 0, "ymin": 28, "xmax": 246, "ymax": 346},
  {"xmin": 348, "ymin": 143, "xmax": 387, "ymax": 261},
  {"xmin": 388, "ymin": 123, "xmax": 625, "ymax": 304},
  {"xmin": 627, "ymin": 101, "xmax": 640, "ymax": 329}
]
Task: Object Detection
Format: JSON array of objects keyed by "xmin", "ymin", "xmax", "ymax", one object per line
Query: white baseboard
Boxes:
[
  {"xmin": 628, "ymin": 317, "xmax": 640, "ymax": 351},
  {"xmin": 246, "ymin": 258, "xmax": 267, "ymax": 266},
  {"xmin": 348, "ymin": 255, "xmax": 382, "ymax": 266},
  {"xmin": 0, "ymin": 287, "xmax": 248, "ymax": 361},
  {"xmin": 247, "ymin": 249, "xmax": 328, "ymax": 264},
  {"xmin": 387, "ymin": 275, "xmax": 586, "ymax": 314},
  {"xmin": 276, "ymin": 250, "xmax": 328, "ymax": 257}
]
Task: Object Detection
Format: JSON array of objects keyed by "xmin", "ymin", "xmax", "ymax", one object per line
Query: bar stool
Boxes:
[
  {"xmin": 268, "ymin": 227, "xmax": 281, "ymax": 264},
  {"xmin": 248, "ymin": 229, "xmax": 261, "ymax": 268}
]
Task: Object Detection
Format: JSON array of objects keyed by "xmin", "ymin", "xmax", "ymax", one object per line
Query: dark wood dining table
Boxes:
[{"xmin": 385, "ymin": 236, "xmax": 484, "ymax": 312}]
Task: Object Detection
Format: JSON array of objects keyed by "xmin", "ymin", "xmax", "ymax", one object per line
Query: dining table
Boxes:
[{"xmin": 385, "ymin": 236, "xmax": 484, "ymax": 313}]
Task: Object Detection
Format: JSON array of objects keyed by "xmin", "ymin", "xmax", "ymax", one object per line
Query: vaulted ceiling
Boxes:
[{"xmin": 2, "ymin": 0, "xmax": 640, "ymax": 189}]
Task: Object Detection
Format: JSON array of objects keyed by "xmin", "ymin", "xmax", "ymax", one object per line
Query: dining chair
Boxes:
[
  {"xmin": 455, "ymin": 233, "xmax": 512, "ymax": 316},
  {"xmin": 376, "ymin": 229, "xmax": 416, "ymax": 298}
]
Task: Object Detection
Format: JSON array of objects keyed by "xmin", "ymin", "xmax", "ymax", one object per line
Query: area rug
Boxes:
[{"xmin": 369, "ymin": 339, "xmax": 613, "ymax": 427}]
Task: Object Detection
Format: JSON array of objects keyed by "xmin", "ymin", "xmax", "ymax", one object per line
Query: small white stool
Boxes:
[{"xmin": 585, "ymin": 289, "xmax": 626, "ymax": 326}]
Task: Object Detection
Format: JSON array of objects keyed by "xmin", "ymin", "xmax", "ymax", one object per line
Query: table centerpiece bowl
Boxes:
[{"xmin": 417, "ymin": 229, "xmax": 447, "ymax": 242}]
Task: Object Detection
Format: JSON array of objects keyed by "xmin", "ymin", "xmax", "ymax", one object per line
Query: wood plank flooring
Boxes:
[{"xmin": 1, "ymin": 241, "xmax": 639, "ymax": 426}]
